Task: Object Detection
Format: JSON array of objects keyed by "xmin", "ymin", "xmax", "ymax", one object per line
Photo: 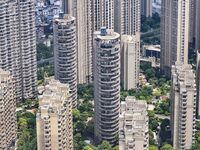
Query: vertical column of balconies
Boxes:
[
  {"xmin": 178, "ymin": 91, "xmax": 187, "ymax": 149},
  {"xmin": 18, "ymin": 0, "xmax": 37, "ymax": 99},
  {"xmin": 94, "ymin": 0, "xmax": 114, "ymax": 31}
]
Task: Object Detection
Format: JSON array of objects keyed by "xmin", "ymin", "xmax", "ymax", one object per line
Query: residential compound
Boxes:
[
  {"xmin": 171, "ymin": 62, "xmax": 196, "ymax": 150},
  {"xmin": 37, "ymin": 78, "xmax": 73, "ymax": 150},
  {"xmin": 121, "ymin": 34, "xmax": 140, "ymax": 90},
  {"xmin": 119, "ymin": 96, "xmax": 149, "ymax": 150},
  {"xmin": 160, "ymin": 0, "xmax": 190, "ymax": 77},
  {"xmin": 94, "ymin": 28, "xmax": 120, "ymax": 145},
  {"xmin": 53, "ymin": 14, "xmax": 77, "ymax": 108},
  {"xmin": 0, "ymin": 69, "xmax": 17, "ymax": 149},
  {"xmin": 0, "ymin": 0, "xmax": 37, "ymax": 102}
]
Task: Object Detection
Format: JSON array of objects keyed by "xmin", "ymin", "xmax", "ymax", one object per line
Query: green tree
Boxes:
[
  {"xmin": 153, "ymin": 89, "xmax": 162, "ymax": 97},
  {"xmin": 112, "ymin": 146, "xmax": 119, "ymax": 150},
  {"xmin": 77, "ymin": 84, "xmax": 94, "ymax": 100},
  {"xmin": 17, "ymin": 111, "xmax": 37, "ymax": 150},
  {"xmin": 196, "ymin": 121, "xmax": 200, "ymax": 130},
  {"xmin": 73, "ymin": 109, "xmax": 81, "ymax": 122},
  {"xmin": 148, "ymin": 110, "xmax": 155, "ymax": 118},
  {"xmin": 196, "ymin": 132, "xmax": 200, "ymax": 143},
  {"xmin": 18, "ymin": 118, "xmax": 28, "ymax": 130},
  {"xmin": 149, "ymin": 130, "xmax": 157, "ymax": 146},
  {"xmin": 74, "ymin": 133, "xmax": 86, "ymax": 150},
  {"xmin": 120, "ymin": 90, "xmax": 129, "ymax": 101},
  {"xmin": 140, "ymin": 62, "xmax": 152, "ymax": 72},
  {"xmin": 160, "ymin": 144, "xmax": 174, "ymax": 150},
  {"xmin": 85, "ymin": 120, "xmax": 94, "ymax": 136},
  {"xmin": 79, "ymin": 102, "xmax": 93, "ymax": 116},
  {"xmin": 149, "ymin": 145, "xmax": 158, "ymax": 150},
  {"xmin": 192, "ymin": 142, "xmax": 200, "ymax": 150},
  {"xmin": 159, "ymin": 119, "xmax": 171, "ymax": 143},
  {"xmin": 74, "ymin": 121, "xmax": 86, "ymax": 134},
  {"xmin": 97, "ymin": 141, "xmax": 112, "ymax": 150},
  {"xmin": 149, "ymin": 117, "xmax": 159, "ymax": 131},
  {"xmin": 145, "ymin": 68, "xmax": 156, "ymax": 79},
  {"xmin": 83, "ymin": 146, "xmax": 94, "ymax": 150},
  {"xmin": 37, "ymin": 43, "xmax": 53, "ymax": 61}
]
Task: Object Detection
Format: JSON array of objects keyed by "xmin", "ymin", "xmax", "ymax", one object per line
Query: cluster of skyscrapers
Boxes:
[
  {"xmin": 161, "ymin": 0, "xmax": 200, "ymax": 150},
  {"xmin": 2, "ymin": 0, "xmax": 200, "ymax": 149}
]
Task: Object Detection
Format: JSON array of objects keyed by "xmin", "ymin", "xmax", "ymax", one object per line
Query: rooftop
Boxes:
[{"xmin": 95, "ymin": 28, "xmax": 120, "ymax": 40}]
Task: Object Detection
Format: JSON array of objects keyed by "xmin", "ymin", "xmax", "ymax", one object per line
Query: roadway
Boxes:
[{"xmin": 37, "ymin": 57, "xmax": 54, "ymax": 65}]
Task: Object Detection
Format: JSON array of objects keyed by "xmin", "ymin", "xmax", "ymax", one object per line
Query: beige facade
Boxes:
[
  {"xmin": 53, "ymin": 14, "xmax": 77, "ymax": 108},
  {"xmin": 72, "ymin": 0, "xmax": 93, "ymax": 84},
  {"xmin": 121, "ymin": 34, "xmax": 140, "ymax": 90},
  {"xmin": 93, "ymin": 0, "xmax": 114, "ymax": 31},
  {"xmin": 0, "ymin": 69, "xmax": 17, "ymax": 149},
  {"xmin": 171, "ymin": 62, "xmax": 196, "ymax": 149},
  {"xmin": 141, "ymin": 0, "xmax": 152, "ymax": 17},
  {"xmin": 0, "ymin": 0, "xmax": 37, "ymax": 102},
  {"xmin": 114, "ymin": 0, "xmax": 141, "ymax": 35},
  {"xmin": 119, "ymin": 96, "xmax": 149, "ymax": 150},
  {"xmin": 37, "ymin": 78, "xmax": 73, "ymax": 150},
  {"xmin": 161, "ymin": 0, "xmax": 190, "ymax": 77},
  {"xmin": 94, "ymin": 28, "xmax": 120, "ymax": 145}
]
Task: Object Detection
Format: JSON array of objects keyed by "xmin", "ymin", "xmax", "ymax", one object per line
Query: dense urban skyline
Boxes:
[{"xmin": 1, "ymin": 0, "xmax": 200, "ymax": 149}]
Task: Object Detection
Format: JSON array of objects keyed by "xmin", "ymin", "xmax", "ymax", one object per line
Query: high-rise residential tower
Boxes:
[
  {"xmin": 93, "ymin": 0, "xmax": 114, "ymax": 31},
  {"xmin": 141, "ymin": 0, "xmax": 152, "ymax": 17},
  {"xmin": 0, "ymin": 69, "xmax": 17, "ymax": 149},
  {"xmin": 0, "ymin": 0, "xmax": 37, "ymax": 102},
  {"xmin": 121, "ymin": 34, "xmax": 140, "ymax": 90},
  {"xmin": 94, "ymin": 28, "xmax": 120, "ymax": 145},
  {"xmin": 171, "ymin": 62, "xmax": 196, "ymax": 149},
  {"xmin": 160, "ymin": 0, "xmax": 190, "ymax": 77},
  {"xmin": 114, "ymin": 0, "xmax": 141, "ymax": 35},
  {"xmin": 37, "ymin": 78, "xmax": 73, "ymax": 150},
  {"xmin": 119, "ymin": 96, "xmax": 149, "ymax": 150},
  {"xmin": 54, "ymin": 14, "xmax": 77, "ymax": 107},
  {"xmin": 72, "ymin": 0, "xmax": 93, "ymax": 84}
]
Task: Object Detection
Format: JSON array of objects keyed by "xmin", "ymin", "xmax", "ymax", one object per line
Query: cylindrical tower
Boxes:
[
  {"xmin": 53, "ymin": 14, "xmax": 77, "ymax": 108},
  {"xmin": 94, "ymin": 28, "xmax": 120, "ymax": 145}
]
